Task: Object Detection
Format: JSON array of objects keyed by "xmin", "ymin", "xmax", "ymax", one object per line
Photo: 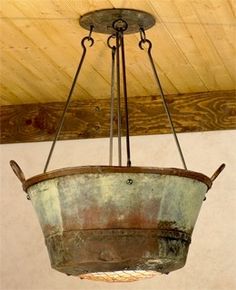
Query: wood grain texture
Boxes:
[
  {"xmin": 1, "ymin": 0, "xmax": 235, "ymax": 105},
  {"xmin": 0, "ymin": 90, "xmax": 235, "ymax": 144}
]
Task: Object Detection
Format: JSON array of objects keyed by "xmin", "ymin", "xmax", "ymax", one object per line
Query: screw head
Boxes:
[{"xmin": 126, "ymin": 178, "xmax": 133, "ymax": 185}]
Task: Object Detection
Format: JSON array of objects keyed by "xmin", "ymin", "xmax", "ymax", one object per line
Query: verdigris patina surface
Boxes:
[{"xmin": 20, "ymin": 166, "xmax": 211, "ymax": 281}]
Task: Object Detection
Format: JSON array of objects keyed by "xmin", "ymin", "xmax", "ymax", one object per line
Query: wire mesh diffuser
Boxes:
[{"xmin": 10, "ymin": 9, "xmax": 225, "ymax": 283}]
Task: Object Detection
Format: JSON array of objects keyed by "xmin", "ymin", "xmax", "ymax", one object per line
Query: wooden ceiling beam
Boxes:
[{"xmin": 0, "ymin": 90, "xmax": 235, "ymax": 144}]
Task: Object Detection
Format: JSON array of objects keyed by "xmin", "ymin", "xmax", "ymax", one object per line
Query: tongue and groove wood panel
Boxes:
[{"xmin": 1, "ymin": 0, "xmax": 235, "ymax": 105}]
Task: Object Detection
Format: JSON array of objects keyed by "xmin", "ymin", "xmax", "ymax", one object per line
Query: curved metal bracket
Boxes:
[
  {"xmin": 10, "ymin": 160, "xmax": 30, "ymax": 199},
  {"xmin": 211, "ymin": 163, "xmax": 226, "ymax": 182},
  {"xmin": 10, "ymin": 160, "xmax": 25, "ymax": 183}
]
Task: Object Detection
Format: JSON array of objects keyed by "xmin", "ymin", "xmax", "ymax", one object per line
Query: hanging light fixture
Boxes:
[{"xmin": 10, "ymin": 8, "xmax": 225, "ymax": 283}]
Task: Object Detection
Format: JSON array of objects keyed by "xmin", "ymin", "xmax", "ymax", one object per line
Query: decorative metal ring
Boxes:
[
  {"xmin": 107, "ymin": 34, "xmax": 121, "ymax": 49},
  {"xmin": 107, "ymin": 34, "xmax": 116, "ymax": 49},
  {"xmin": 112, "ymin": 18, "xmax": 128, "ymax": 32},
  {"xmin": 139, "ymin": 39, "xmax": 152, "ymax": 51},
  {"xmin": 81, "ymin": 36, "xmax": 94, "ymax": 49}
]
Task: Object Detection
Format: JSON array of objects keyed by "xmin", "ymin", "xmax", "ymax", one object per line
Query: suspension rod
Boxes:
[
  {"xmin": 120, "ymin": 31, "xmax": 131, "ymax": 167},
  {"xmin": 147, "ymin": 49, "xmax": 187, "ymax": 170},
  {"xmin": 139, "ymin": 35, "xmax": 187, "ymax": 170},
  {"xmin": 109, "ymin": 45, "xmax": 116, "ymax": 166},
  {"xmin": 116, "ymin": 31, "xmax": 122, "ymax": 166},
  {"xmin": 43, "ymin": 32, "xmax": 94, "ymax": 173}
]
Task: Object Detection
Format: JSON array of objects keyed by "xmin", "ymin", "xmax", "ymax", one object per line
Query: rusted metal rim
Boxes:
[{"xmin": 22, "ymin": 166, "xmax": 212, "ymax": 192}]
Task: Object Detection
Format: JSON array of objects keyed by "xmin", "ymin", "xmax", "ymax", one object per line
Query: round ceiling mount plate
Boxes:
[{"xmin": 79, "ymin": 8, "xmax": 156, "ymax": 34}]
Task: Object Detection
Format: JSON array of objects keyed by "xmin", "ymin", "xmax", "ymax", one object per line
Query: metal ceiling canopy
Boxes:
[{"xmin": 79, "ymin": 8, "xmax": 156, "ymax": 34}]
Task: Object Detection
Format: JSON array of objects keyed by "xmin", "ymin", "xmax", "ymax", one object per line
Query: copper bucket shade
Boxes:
[
  {"xmin": 10, "ymin": 8, "xmax": 225, "ymax": 283},
  {"xmin": 10, "ymin": 162, "xmax": 225, "ymax": 282}
]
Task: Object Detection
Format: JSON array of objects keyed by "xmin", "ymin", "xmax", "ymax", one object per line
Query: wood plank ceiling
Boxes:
[{"xmin": 0, "ymin": 0, "xmax": 236, "ymax": 143}]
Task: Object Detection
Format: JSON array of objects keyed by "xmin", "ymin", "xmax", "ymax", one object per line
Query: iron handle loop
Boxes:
[
  {"xmin": 10, "ymin": 160, "xmax": 26, "ymax": 183},
  {"xmin": 211, "ymin": 163, "xmax": 226, "ymax": 182},
  {"xmin": 10, "ymin": 160, "xmax": 31, "ymax": 199}
]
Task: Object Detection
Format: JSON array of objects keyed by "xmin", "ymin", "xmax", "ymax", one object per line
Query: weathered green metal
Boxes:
[
  {"xmin": 9, "ymin": 6, "xmax": 226, "ymax": 282},
  {"xmin": 10, "ymin": 164, "xmax": 215, "ymax": 281}
]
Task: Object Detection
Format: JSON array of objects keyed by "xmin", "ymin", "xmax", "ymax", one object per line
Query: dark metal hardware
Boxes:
[
  {"xmin": 139, "ymin": 29, "xmax": 187, "ymax": 170},
  {"xmin": 43, "ymin": 27, "xmax": 94, "ymax": 173}
]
